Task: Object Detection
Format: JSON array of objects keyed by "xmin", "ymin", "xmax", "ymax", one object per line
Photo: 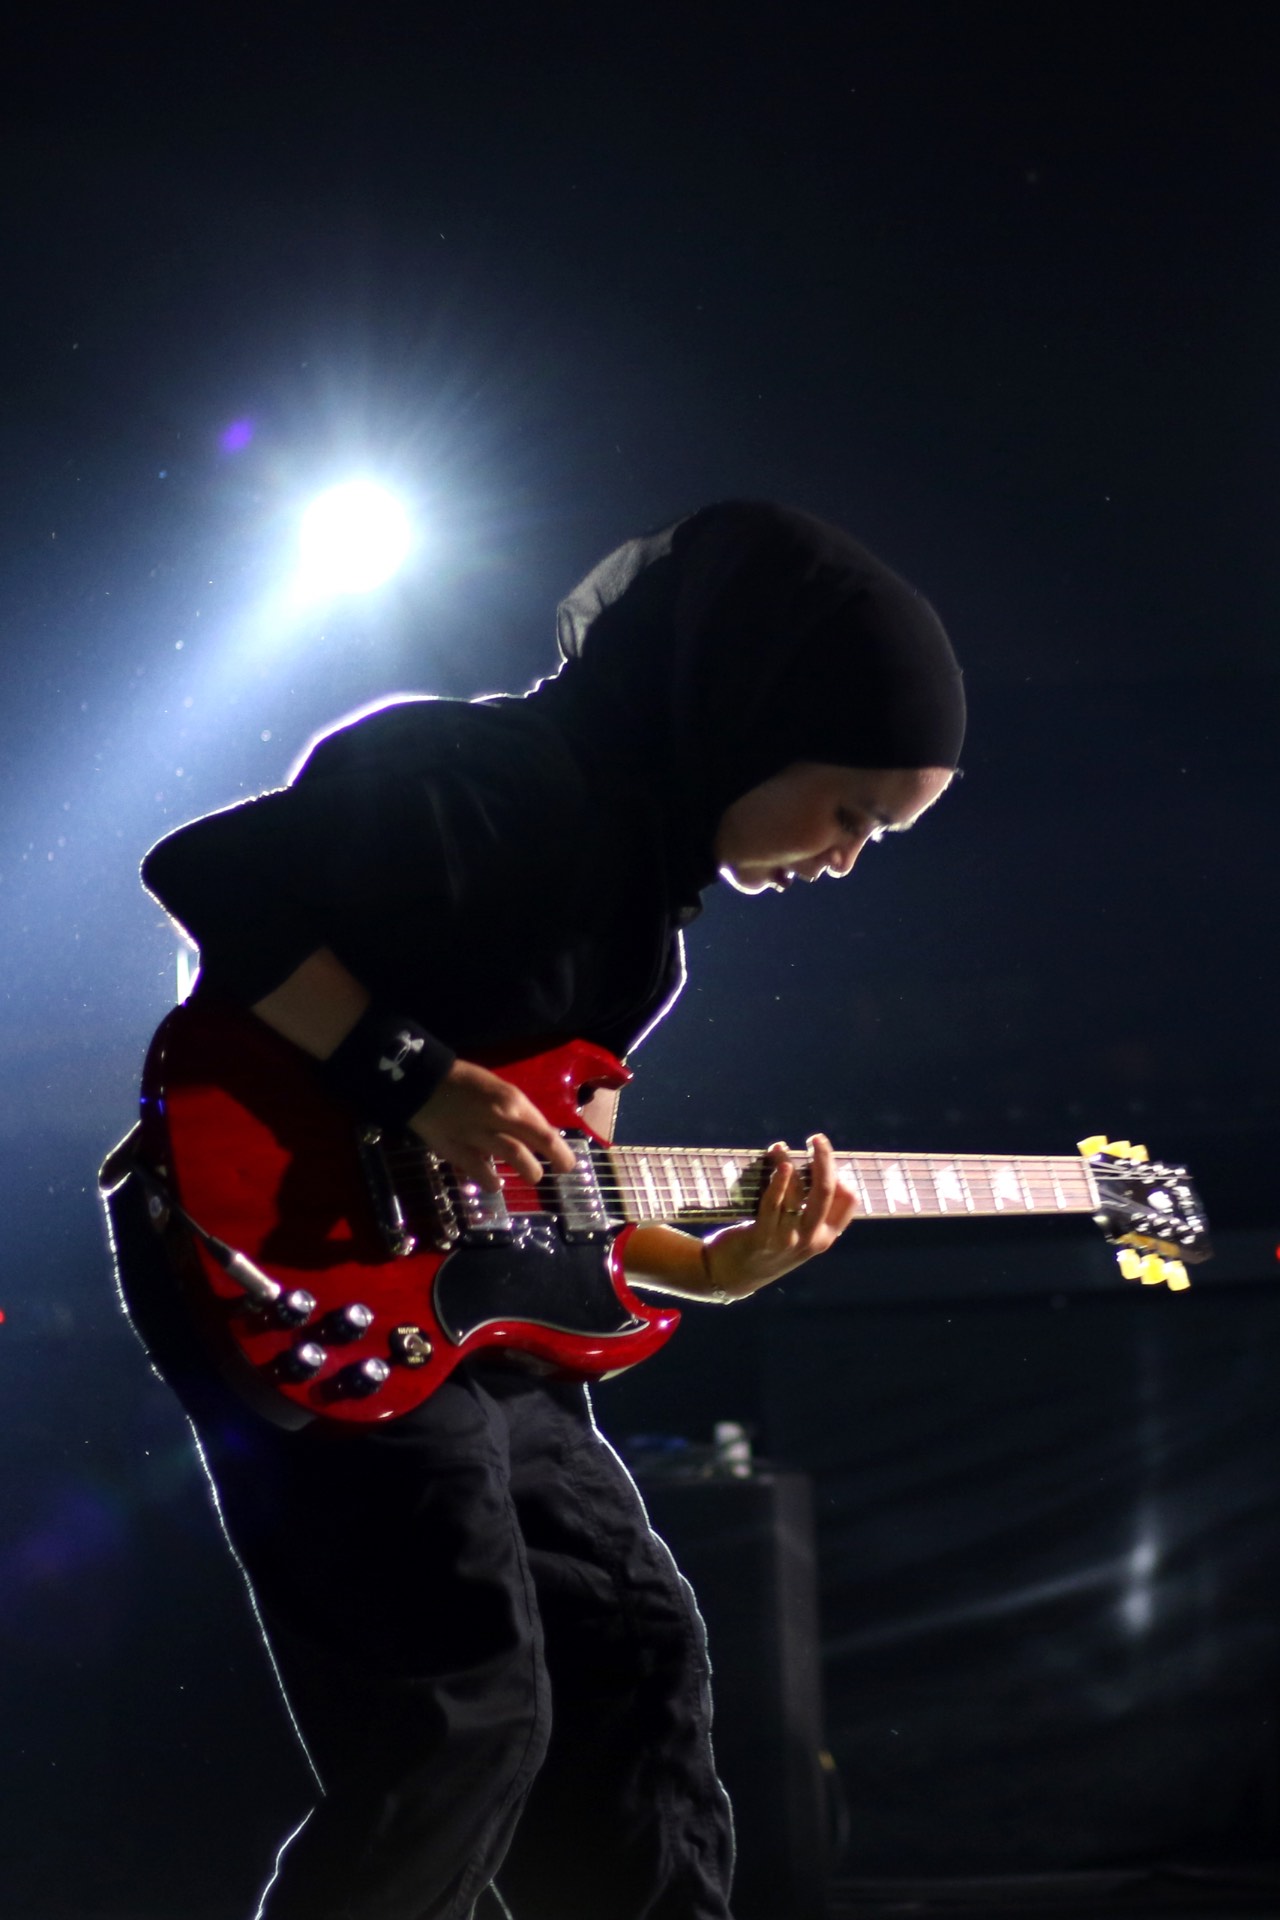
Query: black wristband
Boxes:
[{"xmin": 317, "ymin": 1007, "xmax": 456, "ymax": 1130}]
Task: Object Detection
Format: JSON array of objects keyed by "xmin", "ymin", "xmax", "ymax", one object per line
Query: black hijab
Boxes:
[{"xmin": 527, "ymin": 500, "xmax": 966, "ymax": 900}]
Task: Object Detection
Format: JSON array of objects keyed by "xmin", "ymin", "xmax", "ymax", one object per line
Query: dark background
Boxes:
[{"xmin": 1, "ymin": 5, "xmax": 1278, "ymax": 1915}]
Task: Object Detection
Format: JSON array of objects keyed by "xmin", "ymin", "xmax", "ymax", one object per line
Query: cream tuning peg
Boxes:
[
  {"xmin": 1115, "ymin": 1247, "xmax": 1190, "ymax": 1291},
  {"xmin": 1077, "ymin": 1136, "xmax": 1151, "ymax": 1163}
]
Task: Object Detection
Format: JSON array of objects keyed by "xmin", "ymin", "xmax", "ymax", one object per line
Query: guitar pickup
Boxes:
[{"xmin": 548, "ymin": 1135, "xmax": 614, "ymax": 1243}]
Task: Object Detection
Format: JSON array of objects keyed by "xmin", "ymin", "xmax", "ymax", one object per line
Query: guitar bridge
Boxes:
[
  {"xmin": 456, "ymin": 1179, "xmax": 515, "ymax": 1243},
  {"xmin": 421, "ymin": 1152, "xmax": 463, "ymax": 1249}
]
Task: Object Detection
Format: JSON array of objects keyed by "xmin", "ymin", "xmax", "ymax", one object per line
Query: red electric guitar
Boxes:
[{"xmin": 109, "ymin": 996, "xmax": 1212, "ymax": 1429}]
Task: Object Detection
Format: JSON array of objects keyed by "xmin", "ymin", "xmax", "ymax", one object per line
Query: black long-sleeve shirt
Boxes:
[{"xmin": 143, "ymin": 694, "xmax": 692, "ymax": 1081}]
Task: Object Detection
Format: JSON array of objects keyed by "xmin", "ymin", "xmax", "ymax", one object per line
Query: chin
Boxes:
[{"xmin": 719, "ymin": 864, "xmax": 775, "ymax": 896}]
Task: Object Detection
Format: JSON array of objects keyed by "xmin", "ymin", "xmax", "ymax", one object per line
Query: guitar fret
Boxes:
[
  {"xmin": 884, "ymin": 1160, "xmax": 915, "ymax": 1213},
  {"xmin": 677, "ymin": 1154, "xmax": 698, "ymax": 1213},
  {"xmin": 929, "ymin": 1160, "xmax": 973, "ymax": 1213},
  {"xmin": 868, "ymin": 1158, "xmax": 893, "ymax": 1216},
  {"xmin": 836, "ymin": 1157, "xmax": 869, "ymax": 1214},
  {"xmin": 966, "ymin": 1159, "xmax": 991, "ymax": 1212},
  {"xmin": 858, "ymin": 1157, "xmax": 894, "ymax": 1216},
  {"xmin": 959, "ymin": 1160, "xmax": 979, "ymax": 1211},
  {"xmin": 890, "ymin": 1152, "xmax": 921, "ymax": 1213},
  {"xmin": 1052, "ymin": 1159, "xmax": 1085, "ymax": 1209},
  {"xmin": 1037, "ymin": 1158, "xmax": 1066, "ymax": 1207},
  {"xmin": 991, "ymin": 1158, "xmax": 1024, "ymax": 1211}
]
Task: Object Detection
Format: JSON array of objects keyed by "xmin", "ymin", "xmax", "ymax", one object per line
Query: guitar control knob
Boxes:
[
  {"xmin": 276, "ymin": 1289, "xmax": 317, "ymax": 1327},
  {"xmin": 335, "ymin": 1357, "xmax": 391, "ymax": 1397},
  {"xmin": 277, "ymin": 1340, "xmax": 327, "ymax": 1381},
  {"xmin": 319, "ymin": 1302, "xmax": 375, "ymax": 1343}
]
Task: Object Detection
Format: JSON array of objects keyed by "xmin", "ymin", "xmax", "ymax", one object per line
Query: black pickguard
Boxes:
[{"xmin": 431, "ymin": 1217, "xmax": 644, "ymax": 1345}]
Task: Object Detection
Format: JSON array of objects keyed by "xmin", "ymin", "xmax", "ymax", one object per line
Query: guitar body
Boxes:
[{"xmin": 138, "ymin": 998, "xmax": 681, "ymax": 1428}]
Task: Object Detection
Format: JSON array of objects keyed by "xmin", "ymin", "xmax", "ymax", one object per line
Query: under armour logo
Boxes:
[{"xmin": 378, "ymin": 1030, "xmax": 425, "ymax": 1082}]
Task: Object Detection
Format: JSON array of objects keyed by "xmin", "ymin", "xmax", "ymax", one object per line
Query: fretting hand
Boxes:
[{"xmin": 699, "ymin": 1134, "xmax": 858, "ymax": 1301}]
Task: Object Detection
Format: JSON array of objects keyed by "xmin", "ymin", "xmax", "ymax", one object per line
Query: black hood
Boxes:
[{"xmin": 527, "ymin": 500, "xmax": 966, "ymax": 898}]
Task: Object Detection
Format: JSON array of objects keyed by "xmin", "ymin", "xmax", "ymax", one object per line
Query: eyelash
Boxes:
[{"xmin": 837, "ymin": 808, "xmax": 884, "ymax": 841}]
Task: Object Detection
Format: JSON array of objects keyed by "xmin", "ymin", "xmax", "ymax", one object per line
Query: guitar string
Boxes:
[
  {"xmin": 375, "ymin": 1145, "xmax": 1091, "ymax": 1173},
  {"xmin": 375, "ymin": 1148, "xmax": 1093, "ymax": 1185},
  {"xmin": 370, "ymin": 1148, "xmax": 1096, "ymax": 1219},
  {"xmin": 375, "ymin": 1171, "xmax": 1090, "ymax": 1208},
  {"xmin": 376, "ymin": 1147, "xmax": 1091, "ymax": 1179}
]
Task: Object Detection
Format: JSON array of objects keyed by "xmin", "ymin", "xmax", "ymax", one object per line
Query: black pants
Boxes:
[{"xmin": 109, "ymin": 1176, "xmax": 736, "ymax": 1920}]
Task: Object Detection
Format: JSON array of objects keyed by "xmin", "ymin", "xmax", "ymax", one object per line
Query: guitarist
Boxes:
[{"xmin": 114, "ymin": 501, "xmax": 964, "ymax": 1920}]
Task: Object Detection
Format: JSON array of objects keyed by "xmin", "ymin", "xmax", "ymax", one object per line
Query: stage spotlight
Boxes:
[{"xmin": 297, "ymin": 480, "xmax": 414, "ymax": 599}]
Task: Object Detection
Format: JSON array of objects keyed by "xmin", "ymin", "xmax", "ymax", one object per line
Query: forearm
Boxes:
[
  {"xmin": 626, "ymin": 1138, "xmax": 860, "ymax": 1303},
  {"xmin": 624, "ymin": 1225, "xmax": 729, "ymax": 1303},
  {"xmin": 252, "ymin": 950, "xmax": 567, "ymax": 1190},
  {"xmin": 252, "ymin": 949, "xmax": 456, "ymax": 1129},
  {"xmin": 251, "ymin": 947, "xmax": 371, "ymax": 1060}
]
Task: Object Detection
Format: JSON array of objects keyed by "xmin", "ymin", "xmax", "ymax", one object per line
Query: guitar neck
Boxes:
[{"xmin": 604, "ymin": 1146, "xmax": 1098, "ymax": 1227}]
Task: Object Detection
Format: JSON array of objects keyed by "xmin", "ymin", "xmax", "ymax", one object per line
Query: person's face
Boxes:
[{"xmin": 713, "ymin": 762, "xmax": 954, "ymax": 895}]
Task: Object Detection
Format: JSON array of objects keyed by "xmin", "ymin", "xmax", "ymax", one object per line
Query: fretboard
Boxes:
[{"xmin": 603, "ymin": 1146, "xmax": 1098, "ymax": 1225}]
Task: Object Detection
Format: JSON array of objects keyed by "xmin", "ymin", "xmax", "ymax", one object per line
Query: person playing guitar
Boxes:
[{"xmin": 108, "ymin": 500, "xmax": 965, "ymax": 1920}]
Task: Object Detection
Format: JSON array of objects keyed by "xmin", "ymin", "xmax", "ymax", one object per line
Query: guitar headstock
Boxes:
[{"xmin": 1078, "ymin": 1136, "xmax": 1212, "ymax": 1290}]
